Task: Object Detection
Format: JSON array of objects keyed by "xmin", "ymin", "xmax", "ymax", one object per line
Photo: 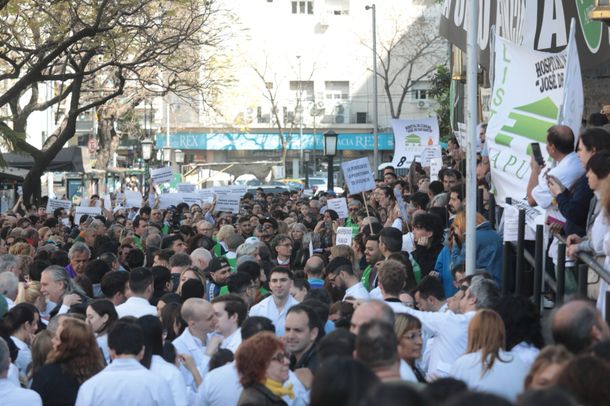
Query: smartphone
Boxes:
[{"xmin": 530, "ymin": 142, "xmax": 545, "ymax": 167}]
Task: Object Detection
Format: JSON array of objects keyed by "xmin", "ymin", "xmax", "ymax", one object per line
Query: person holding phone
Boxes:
[{"xmin": 526, "ymin": 125, "xmax": 586, "ymax": 294}]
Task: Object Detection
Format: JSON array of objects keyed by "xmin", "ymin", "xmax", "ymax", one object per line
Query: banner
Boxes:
[
  {"xmin": 46, "ymin": 199, "xmax": 71, "ymax": 213},
  {"xmin": 390, "ymin": 118, "xmax": 440, "ymax": 168},
  {"xmin": 558, "ymin": 20, "xmax": 584, "ymax": 140},
  {"xmin": 486, "ymin": 35, "xmax": 582, "ymax": 205},
  {"xmin": 341, "ymin": 158, "xmax": 376, "ymax": 195},
  {"xmin": 177, "ymin": 183, "xmax": 196, "ymax": 193},
  {"xmin": 327, "ymin": 198, "xmax": 349, "ymax": 219},
  {"xmin": 151, "ymin": 167, "xmax": 174, "ymax": 185},
  {"xmin": 439, "ymin": 0, "xmax": 610, "ymax": 70},
  {"xmin": 215, "ymin": 192, "xmax": 241, "ymax": 214},
  {"xmin": 336, "ymin": 227, "xmax": 353, "ymax": 246},
  {"xmin": 75, "ymin": 206, "xmax": 102, "ymax": 224}
]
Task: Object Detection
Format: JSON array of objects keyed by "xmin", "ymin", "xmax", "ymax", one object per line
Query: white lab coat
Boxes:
[
  {"xmin": 248, "ymin": 295, "xmax": 299, "ymax": 336},
  {"xmin": 172, "ymin": 328, "xmax": 210, "ymax": 391},
  {"xmin": 75, "ymin": 358, "xmax": 175, "ymax": 406},
  {"xmin": 115, "ymin": 296, "xmax": 157, "ymax": 319},
  {"xmin": 0, "ymin": 378, "xmax": 41, "ymax": 406},
  {"xmin": 150, "ymin": 355, "xmax": 187, "ymax": 406}
]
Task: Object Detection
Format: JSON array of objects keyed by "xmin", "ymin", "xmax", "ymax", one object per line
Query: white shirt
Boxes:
[
  {"xmin": 5, "ymin": 296, "xmax": 15, "ymax": 309},
  {"xmin": 75, "ymin": 358, "xmax": 175, "ymax": 406},
  {"xmin": 0, "ymin": 378, "xmax": 41, "ymax": 406},
  {"xmin": 450, "ymin": 350, "xmax": 529, "ymax": 402},
  {"xmin": 96, "ymin": 334, "xmax": 110, "ymax": 365},
  {"xmin": 531, "ymin": 152, "xmax": 584, "ymax": 209},
  {"xmin": 511, "ymin": 342, "xmax": 540, "ymax": 367},
  {"xmin": 11, "ymin": 335, "xmax": 31, "ymax": 382},
  {"xmin": 249, "ymin": 295, "xmax": 299, "ymax": 336},
  {"xmin": 172, "ymin": 328, "xmax": 211, "ymax": 391},
  {"xmin": 400, "ymin": 306, "xmax": 476, "ymax": 379},
  {"xmin": 150, "ymin": 355, "xmax": 188, "ymax": 406},
  {"xmin": 368, "ymin": 287, "xmax": 383, "ymax": 301},
  {"xmin": 115, "ymin": 296, "xmax": 157, "ymax": 319},
  {"xmin": 385, "ymin": 301, "xmax": 411, "ymax": 314},
  {"xmin": 344, "ymin": 282, "xmax": 370, "ymax": 301},
  {"xmin": 402, "ymin": 232, "xmax": 416, "ymax": 253},
  {"xmin": 221, "ymin": 328, "xmax": 241, "ymax": 354},
  {"xmin": 7, "ymin": 363, "xmax": 19, "ymax": 386},
  {"xmin": 399, "ymin": 359, "xmax": 418, "ymax": 382},
  {"xmin": 195, "ymin": 361, "xmax": 309, "ymax": 406}
]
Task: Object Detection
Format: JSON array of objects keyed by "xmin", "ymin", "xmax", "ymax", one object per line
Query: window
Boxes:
[
  {"xmin": 324, "ymin": 81, "xmax": 349, "ymax": 101},
  {"xmin": 326, "ymin": 0, "xmax": 349, "ymax": 15},
  {"xmin": 291, "ymin": 1, "xmax": 313, "ymax": 14},
  {"xmin": 413, "ymin": 89, "xmax": 428, "ymax": 100}
]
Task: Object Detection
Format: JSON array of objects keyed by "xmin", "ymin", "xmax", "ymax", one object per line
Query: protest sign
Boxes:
[
  {"xmin": 487, "ymin": 33, "xmax": 582, "ymax": 205},
  {"xmin": 75, "ymin": 206, "xmax": 101, "ymax": 224},
  {"xmin": 197, "ymin": 189, "xmax": 215, "ymax": 203},
  {"xmin": 177, "ymin": 183, "xmax": 196, "ymax": 193},
  {"xmin": 103, "ymin": 195, "xmax": 112, "ymax": 211},
  {"xmin": 429, "ymin": 157, "xmax": 443, "ymax": 182},
  {"xmin": 422, "ymin": 146, "xmax": 442, "ymax": 167},
  {"xmin": 181, "ymin": 193, "xmax": 204, "ymax": 207},
  {"xmin": 390, "ymin": 117, "xmax": 440, "ymax": 168},
  {"xmin": 215, "ymin": 192, "xmax": 241, "ymax": 214},
  {"xmin": 336, "ymin": 227, "xmax": 353, "ymax": 246},
  {"xmin": 158, "ymin": 194, "xmax": 183, "ymax": 209},
  {"xmin": 327, "ymin": 198, "xmax": 349, "ymax": 219},
  {"xmin": 124, "ymin": 190, "xmax": 142, "ymax": 208},
  {"xmin": 46, "ymin": 199, "xmax": 71, "ymax": 213},
  {"xmin": 151, "ymin": 167, "xmax": 173, "ymax": 185},
  {"xmin": 394, "ymin": 188, "xmax": 409, "ymax": 223},
  {"xmin": 341, "ymin": 158, "xmax": 375, "ymax": 195}
]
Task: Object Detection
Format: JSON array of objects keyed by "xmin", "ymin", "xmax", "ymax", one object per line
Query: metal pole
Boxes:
[
  {"xmin": 166, "ymin": 95, "xmax": 170, "ymax": 166},
  {"xmin": 465, "ymin": 0, "xmax": 479, "ymax": 275},
  {"xmin": 556, "ymin": 242, "xmax": 566, "ymax": 305},
  {"xmin": 298, "ymin": 56, "xmax": 303, "ymax": 179},
  {"xmin": 501, "ymin": 242, "xmax": 511, "ymax": 295},
  {"xmin": 606, "ymin": 291, "xmax": 610, "ymax": 325},
  {"xmin": 328, "ymin": 155, "xmax": 334, "ymax": 190},
  {"xmin": 370, "ymin": 4, "xmax": 379, "ymax": 170},
  {"xmin": 477, "ymin": 187, "xmax": 483, "ymax": 214},
  {"xmin": 489, "ymin": 193, "xmax": 496, "ymax": 228},
  {"xmin": 577, "ymin": 263, "xmax": 588, "ymax": 297},
  {"xmin": 533, "ymin": 225, "xmax": 544, "ymax": 309},
  {"xmin": 516, "ymin": 209, "xmax": 525, "ymax": 296}
]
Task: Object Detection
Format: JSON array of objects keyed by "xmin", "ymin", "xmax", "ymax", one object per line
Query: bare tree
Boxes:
[
  {"xmin": 0, "ymin": 0, "xmax": 233, "ymax": 202},
  {"xmin": 369, "ymin": 10, "xmax": 447, "ymax": 119}
]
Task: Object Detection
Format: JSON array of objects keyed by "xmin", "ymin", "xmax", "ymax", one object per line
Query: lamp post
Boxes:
[
  {"xmin": 365, "ymin": 4, "xmax": 379, "ymax": 171},
  {"xmin": 175, "ymin": 149, "xmax": 185, "ymax": 179},
  {"xmin": 324, "ymin": 130, "xmax": 338, "ymax": 191},
  {"xmin": 141, "ymin": 137, "xmax": 154, "ymax": 198},
  {"xmin": 590, "ymin": 0, "xmax": 610, "ymax": 24},
  {"xmin": 304, "ymin": 151, "xmax": 310, "ymax": 190}
]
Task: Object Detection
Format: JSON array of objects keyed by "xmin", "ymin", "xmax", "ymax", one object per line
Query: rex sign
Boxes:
[{"xmin": 440, "ymin": 0, "xmax": 610, "ymax": 70}]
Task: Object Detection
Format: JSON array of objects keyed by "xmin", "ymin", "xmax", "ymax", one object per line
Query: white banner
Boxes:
[
  {"xmin": 559, "ymin": 20, "xmax": 584, "ymax": 140},
  {"xmin": 335, "ymin": 227, "xmax": 353, "ymax": 246},
  {"xmin": 124, "ymin": 190, "xmax": 142, "ymax": 208},
  {"xmin": 390, "ymin": 117, "xmax": 440, "ymax": 168},
  {"xmin": 197, "ymin": 189, "xmax": 215, "ymax": 203},
  {"xmin": 151, "ymin": 167, "xmax": 174, "ymax": 185},
  {"xmin": 341, "ymin": 158, "xmax": 376, "ymax": 195},
  {"xmin": 422, "ymin": 146, "xmax": 442, "ymax": 167},
  {"xmin": 327, "ymin": 198, "xmax": 349, "ymax": 219},
  {"xmin": 158, "ymin": 194, "xmax": 183, "ymax": 209},
  {"xmin": 487, "ymin": 35, "xmax": 581, "ymax": 205},
  {"xmin": 177, "ymin": 183, "xmax": 196, "ymax": 193},
  {"xmin": 75, "ymin": 206, "xmax": 102, "ymax": 224},
  {"xmin": 430, "ymin": 157, "xmax": 443, "ymax": 182},
  {"xmin": 46, "ymin": 199, "xmax": 71, "ymax": 213},
  {"xmin": 215, "ymin": 192, "xmax": 241, "ymax": 213}
]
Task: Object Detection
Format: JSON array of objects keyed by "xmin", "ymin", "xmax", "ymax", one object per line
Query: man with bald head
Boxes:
[
  {"xmin": 551, "ymin": 299, "xmax": 610, "ymax": 354},
  {"xmin": 172, "ymin": 298, "xmax": 218, "ymax": 390},
  {"xmin": 304, "ymin": 256, "xmax": 325, "ymax": 289},
  {"xmin": 349, "ymin": 300, "xmax": 395, "ymax": 335}
]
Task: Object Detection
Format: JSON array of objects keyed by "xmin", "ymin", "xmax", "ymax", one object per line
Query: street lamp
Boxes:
[
  {"xmin": 174, "ymin": 149, "xmax": 185, "ymax": 164},
  {"xmin": 365, "ymin": 4, "xmax": 379, "ymax": 171},
  {"xmin": 163, "ymin": 146, "xmax": 172, "ymax": 164},
  {"xmin": 141, "ymin": 137, "xmax": 154, "ymax": 198},
  {"xmin": 324, "ymin": 130, "xmax": 338, "ymax": 191},
  {"xmin": 141, "ymin": 138, "xmax": 154, "ymax": 161}
]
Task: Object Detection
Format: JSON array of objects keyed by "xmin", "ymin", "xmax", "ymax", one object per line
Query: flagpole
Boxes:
[{"xmin": 465, "ymin": 0, "xmax": 478, "ymax": 276}]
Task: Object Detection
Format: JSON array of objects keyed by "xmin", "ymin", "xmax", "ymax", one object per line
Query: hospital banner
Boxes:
[
  {"xmin": 390, "ymin": 117, "xmax": 439, "ymax": 168},
  {"xmin": 487, "ymin": 34, "xmax": 582, "ymax": 205}
]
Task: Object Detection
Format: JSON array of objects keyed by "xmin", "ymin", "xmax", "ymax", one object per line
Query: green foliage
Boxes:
[{"xmin": 429, "ymin": 64, "xmax": 452, "ymax": 141}]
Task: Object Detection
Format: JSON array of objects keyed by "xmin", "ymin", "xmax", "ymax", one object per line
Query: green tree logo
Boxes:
[
  {"xmin": 576, "ymin": 0, "xmax": 603, "ymax": 52},
  {"xmin": 494, "ymin": 97, "xmax": 558, "ymax": 154}
]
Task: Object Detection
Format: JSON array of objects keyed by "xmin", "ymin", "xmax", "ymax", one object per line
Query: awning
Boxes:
[{"xmin": 4, "ymin": 146, "xmax": 92, "ymax": 173}]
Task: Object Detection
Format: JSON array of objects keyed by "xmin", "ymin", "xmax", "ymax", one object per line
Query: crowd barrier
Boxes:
[{"xmin": 492, "ymin": 196, "xmax": 610, "ymax": 324}]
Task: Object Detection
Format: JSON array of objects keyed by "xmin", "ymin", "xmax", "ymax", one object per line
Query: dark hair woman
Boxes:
[{"xmin": 86, "ymin": 299, "xmax": 118, "ymax": 364}]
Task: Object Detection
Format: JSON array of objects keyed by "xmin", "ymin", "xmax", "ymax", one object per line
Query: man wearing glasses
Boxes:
[{"xmin": 271, "ymin": 235, "xmax": 293, "ymax": 268}]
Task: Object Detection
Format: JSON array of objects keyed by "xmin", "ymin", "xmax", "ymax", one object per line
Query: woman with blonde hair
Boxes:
[
  {"xmin": 216, "ymin": 225, "xmax": 236, "ymax": 251},
  {"xmin": 394, "ymin": 313, "xmax": 425, "ymax": 382},
  {"xmin": 450, "ymin": 309, "xmax": 529, "ymax": 402},
  {"xmin": 31, "ymin": 317, "xmax": 104, "ymax": 404},
  {"xmin": 9, "ymin": 242, "xmax": 35, "ymax": 257},
  {"xmin": 28, "ymin": 330, "xmax": 53, "ymax": 382},
  {"xmin": 450, "ymin": 211, "xmax": 503, "ymax": 285},
  {"xmin": 15, "ymin": 281, "xmax": 46, "ymax": 315},
  {"xmin": 524, "ymin": 345, "xmax": 573, "ymax": 390},
  {"xmin": 37, "ymin": 227, "xmax": 52, "ymax": 245}
]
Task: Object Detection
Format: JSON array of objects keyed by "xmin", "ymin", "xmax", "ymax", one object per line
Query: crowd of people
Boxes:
[{"xmin": 1, "ymin": 118, "xmax": 610, "ymax": 406}]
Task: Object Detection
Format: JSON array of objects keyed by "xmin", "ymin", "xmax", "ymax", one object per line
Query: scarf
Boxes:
[{"xmin": 263, "ymin": 378, "xmax": 294, "ymax": 400}]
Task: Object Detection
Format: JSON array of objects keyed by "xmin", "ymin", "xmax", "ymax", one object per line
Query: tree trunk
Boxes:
[
  {"xmin": 22, "ymin": 162, "xmax": 44, "ymax": 205},
  {"xmin": 96, "ymin": 113, "xmax": 119, "ymax": 170}
]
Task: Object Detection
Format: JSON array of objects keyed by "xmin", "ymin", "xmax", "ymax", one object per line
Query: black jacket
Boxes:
[
  {"xmin": 31, "ymin": 362, "xmax": 81, "ymax": 406},
  {"xmin": 237, "ymin": 383, "xmax": 288, "ymax": 406}
]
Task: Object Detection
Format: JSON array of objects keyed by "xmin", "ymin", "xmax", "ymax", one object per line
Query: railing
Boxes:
[{"xmin": 497, "ymin": 197, "xmax": 610, "ymax": 324}]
